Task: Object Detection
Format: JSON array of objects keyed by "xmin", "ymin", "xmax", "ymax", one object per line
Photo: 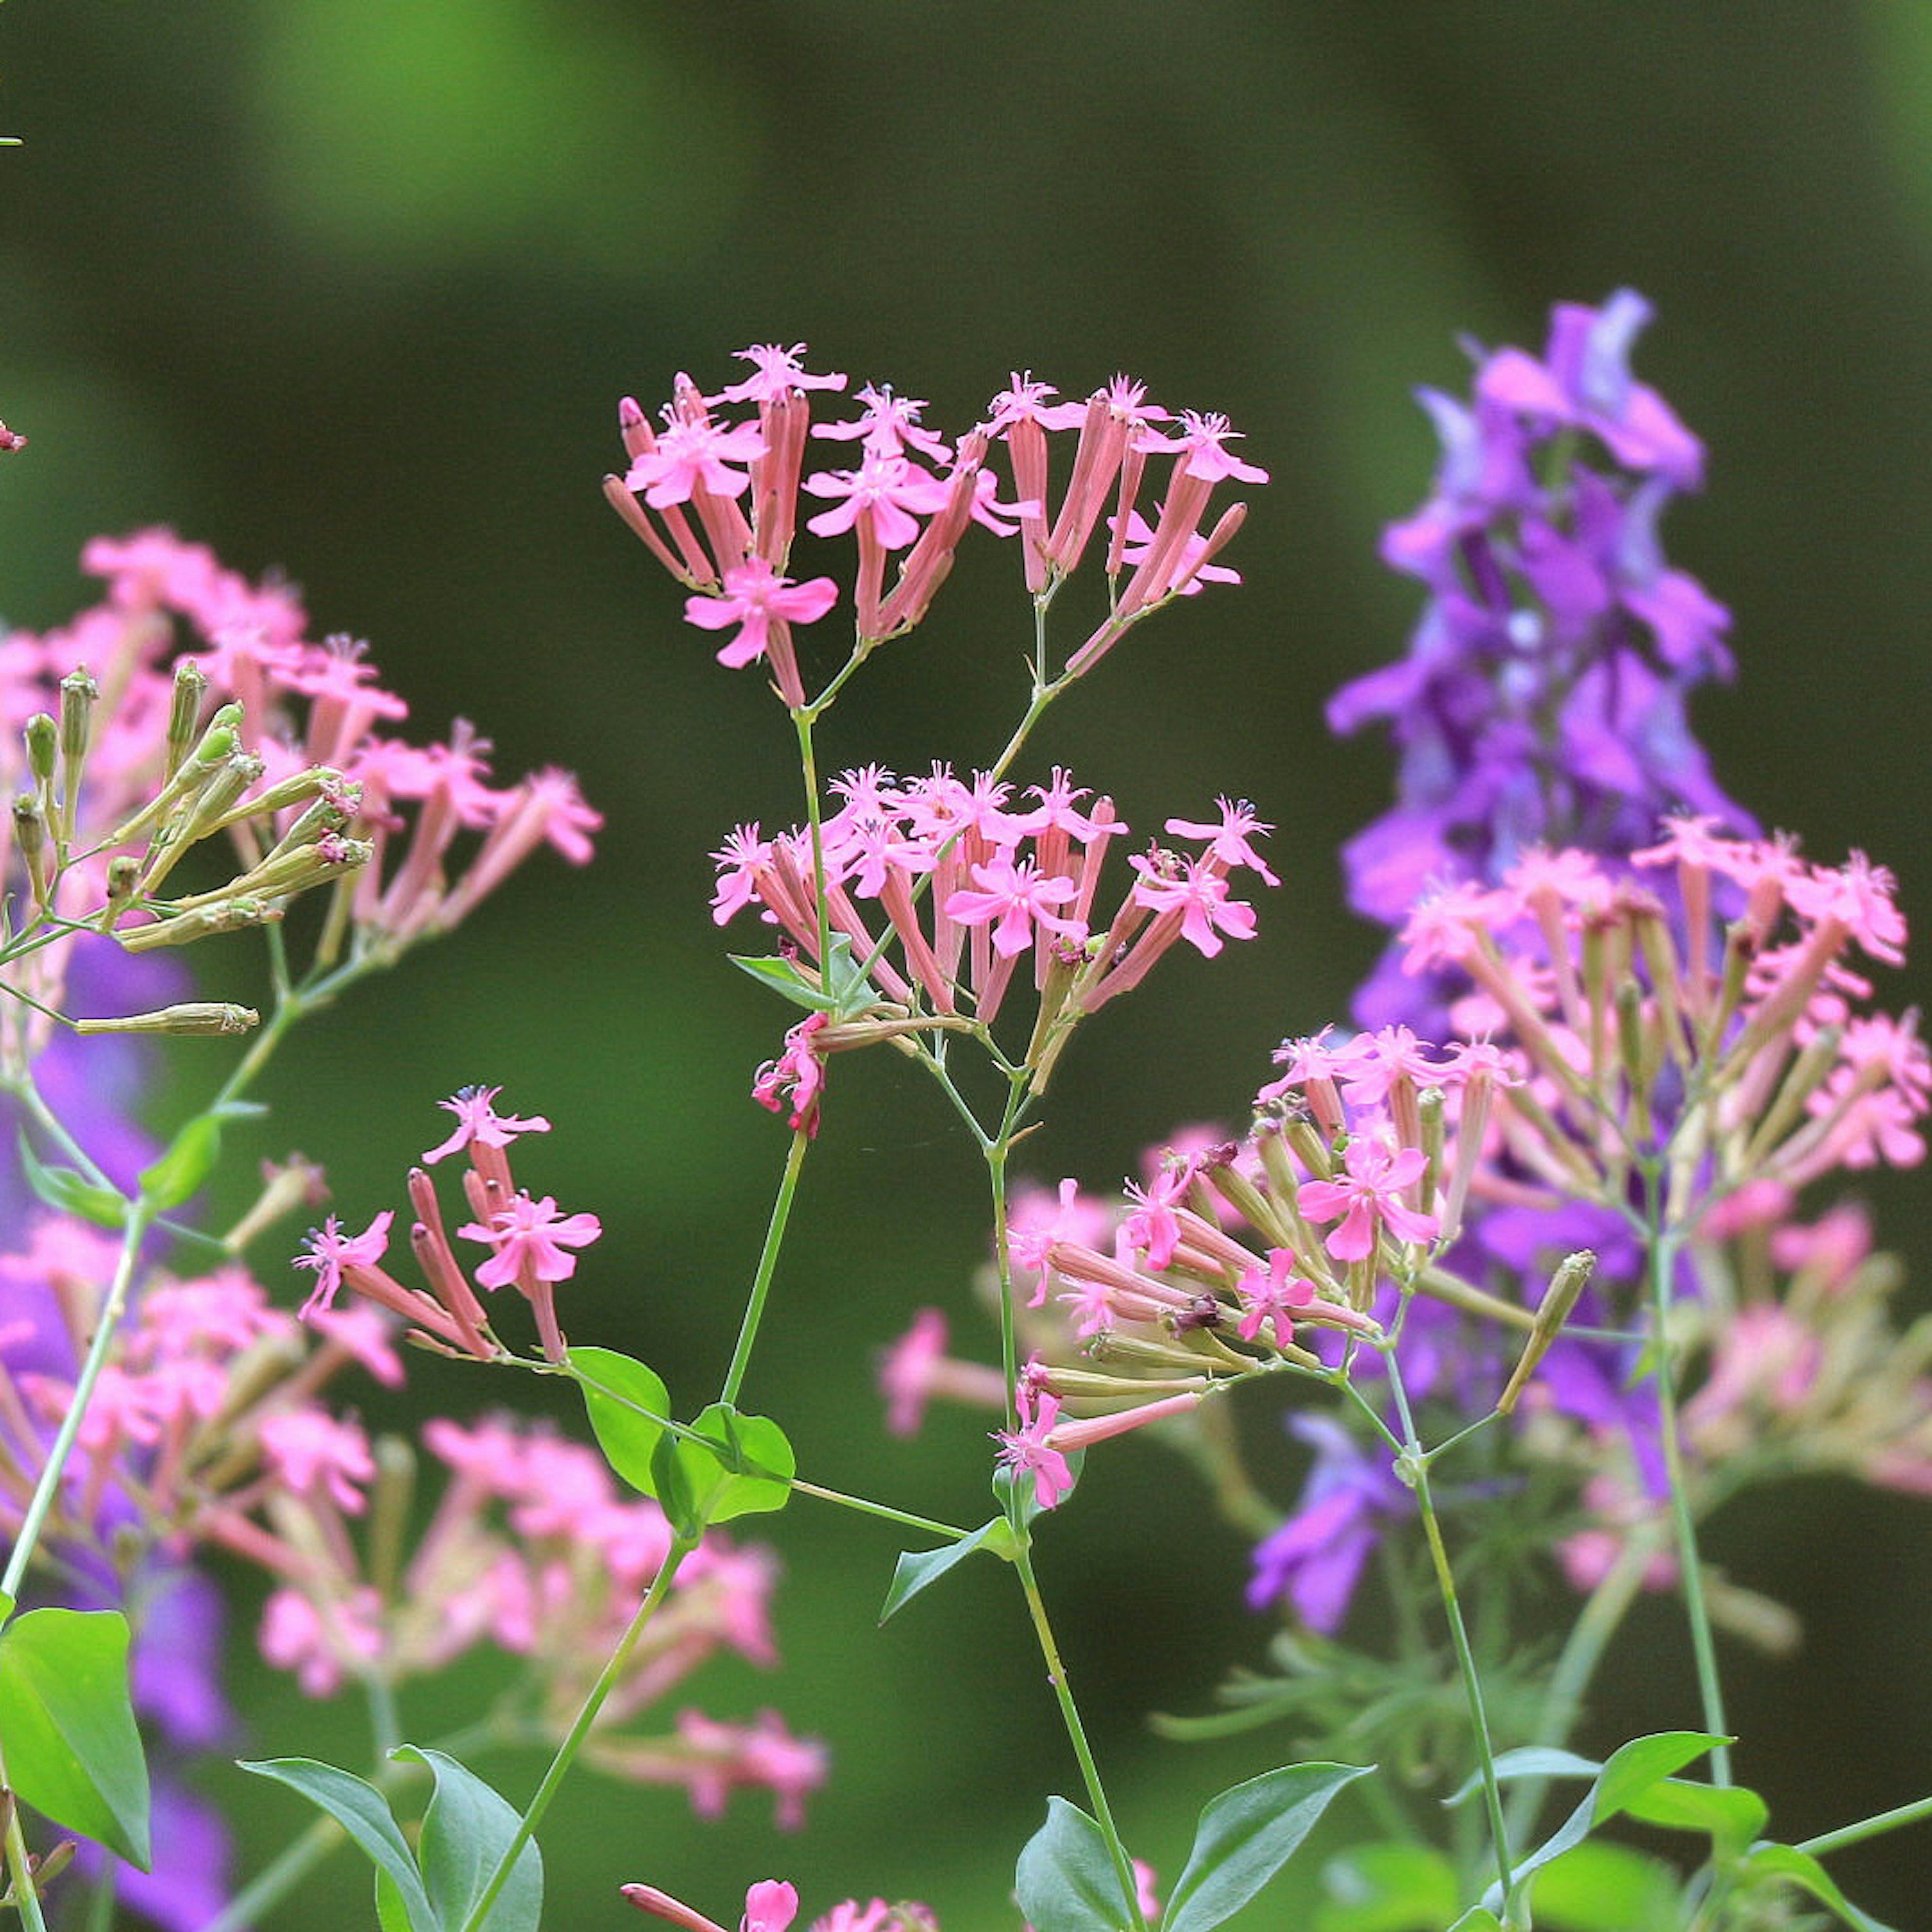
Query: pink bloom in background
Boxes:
[
  {"xmin": 460, "ymin": 1192, "xmax": 603, "ymax": 1290},
  {"xmin": 422, "ymin": 1085, "xmax": 552, "ymax": 1165}
]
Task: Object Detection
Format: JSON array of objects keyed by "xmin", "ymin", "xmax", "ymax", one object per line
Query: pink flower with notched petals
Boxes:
[
  {"xmin": 1163, "ymin": 796, "xmax": 1277, "ymax": 884},
  {"xmin": 292, "ymin": 1211, "xmax": 394, "ymax": 1318},
  {"xmin": 423, "ymin": 1085, "xmax": 551, "ymax": 1165},
  {"xmin": 1297, "ymin": 1137, "xmax": 1440, "ymax": 1263},
  {"xmin": 626, "ymin": 414, "xmax": 767, "ymax": 507},
  {"xmin": 684, "ymin": 558, "xmax": 839, "ymax": 672},
  {"xmin": 459, "ymin": 1192, "xmax": 603, "ymax": 1289},
  {"xmin": 1128, "ymin": 853, "xmax": 1257, "ymax": 956},
  {"xmin": 753, "ymin": 1011, "xmax": 831, "ymax": 1136},
  {"xmin": 943, "ymin": 855, "xmax": 1083, "ymax": 957},
  {"xmin": 994, "ymin": 1376, "xmax": 1075, "ymax": 1511}
]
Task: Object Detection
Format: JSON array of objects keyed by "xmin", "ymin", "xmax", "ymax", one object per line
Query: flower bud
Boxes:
[
  {"xmin": 1498, "ymin": 1249, "xmax": 1597, "ymax": 1414},
  {"xmin": 165, "ymin": 660, "xmax": 209, "ymax": 778},
  {"xmin": 74, "ymin": 1002, "xmax": 261, "ymax": 1036},
  {"xmin": 23, "ymin": 711, "xmax": 56, "ymax": 786}
]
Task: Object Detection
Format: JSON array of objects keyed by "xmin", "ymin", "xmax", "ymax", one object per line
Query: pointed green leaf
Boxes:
[
  {"xmin": 1590, "ymin": 1731, "xmax": 1731, "ymax": 1822},
  {"xmin": 1737, "ymin": 1843, "xmax": 1896, "ymax": 1932},
  {"xmin": 880, "ymin": 1520, "xmax": 1001, "ymax": 1624},
  {"xmin": 1015, "ymin": 1797, "xmax": 1138, "ymax": 1932},
  {"xmin": 1445, "ymin": 1748, "xmax": 1599, "ymax": 1805},
  {"xmin": 0, "ymin": 1608, "xmax": 149, "ymax": 1868},
  {"xmin": 18, "ymin": 1133, "xmax": 125, "ymax": 1227},
  {"xmin": 1621, "ymin": 1776, "xmax": 1768, "ymax": 1859},
  {"xmin": 137, "ymin": 1112, "xmax": 222, "ymax": 1211},
  {"xmin": 392, "ymin": 1746, "xmax": 543, "ymax": 1932},
  {"xmin": 237, "ymin": 1757, "xmax": 432, "ymax": 1931},
  {"xmin": 1162, "ymin": 1762, "xmax": 1373, "ymax": 1932},
  {"xmin": 1525, "ymin": 1840, "xmax": 1684, "ymax": 1931},
  {"xmin": 658, "ymin": 1402, "xmax": 794, "ymax": 1528},
  {"xmin": 731, "ymin": 935, "xmax": 872, "ymax": 1019},
  {"xmin": 377, "ymin": 1867, "xmax": 417, "ymax": 1932},
  {"xmin": 569, "ymin": 1346, "xmax": 671, "ymax": 1497},
  {"xmin": 1445, "ymin": 1912, "xmax": 1504, "ymax": 1931},
  {"xmin": 1314, "ymin": 1841, "xmax": 1459, "ymax": 1932},
  {"xmin": 729, "ymin": 951, "xmax": 846, "ymax": 1014}
]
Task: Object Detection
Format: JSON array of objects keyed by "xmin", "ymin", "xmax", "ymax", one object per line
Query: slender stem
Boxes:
[
  {"xmin": 204, "ymin": 1812, "xmax": 346, "ymax": 1932},
  {"xmin": 1010, "ymin": 1543, "xmax": 1147, "ymax": 1932},
  {"xmin": 718, "ymin": 1127, "xmax": 811, "ymax": 1407},
  {"xmin": 1797, "ymin": 1791, "xmax": 1932, "ymax": 1858},
  {"xmin": 1384, "ymin": 1344, "xmax": 1514, "ymax": 1908},
  {"xmin": 787, "ymin": 1478, "xmax": 972, "ymax": 1543},
  {"xmin": 1644, "ymin": 1203, "xmax": 1732, "ymax": 1785},
  {"xmin": 792, "ymin": 709, "xmax": 832, "ymax": 978},
  {"xmin": 457, "ymin": 1539, "xmax": 698, "ymax": 1932},
  {"xmin": 1, "ymin": 1202, "xmax": 150, "ymax": 1608},
  {"xmin": 2, "ymin": 1791, "xmax": 49, "ymax": 1932}
]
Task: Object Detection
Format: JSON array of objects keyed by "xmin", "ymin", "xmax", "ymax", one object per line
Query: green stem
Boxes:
[
  {"xmin": 2, "ymin": 1788, "xmax": 49, "ymax": 1932},
  {"xmin": 1, "ymin": 1202, "xmax": 151, "ymax": 1609},
  {"xmin": 457, "ymin": 1538, "xmax": 698, "ymax": 1932},
  {"xmin": 1644, "ymin": 1207, "xmax": 1731, "ymax": 1785},
  {"xmin": 1384, "ymin": 1346, "xmax": 1514, "ymax": 1909},
  {"xmin": 787, "ymin": 1478, "xmax": 972, "ymax": 1543},
  {"xmin": 204, "ymin": 1811, "xmax": 346, "ymax": 1932},
  {"xmin": 718, "ymin": 1127, "xmax": 811, "ymax": 1408},
  {"xmin": 1010, "ymin": 1543, "xmax": 1147, "ymax": 1932},
  {"xmin": 1797, "ymin": 1790, "xmax": 1932, "ymax": 1858}
]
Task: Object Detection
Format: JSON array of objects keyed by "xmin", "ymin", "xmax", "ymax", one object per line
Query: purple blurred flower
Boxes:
[{"xmin": 1247, "ymin": 1414, "xmax": 1408, "ymax": 1632}]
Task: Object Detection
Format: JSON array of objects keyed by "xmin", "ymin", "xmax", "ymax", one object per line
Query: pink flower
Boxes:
[
  {"xmin": 753, "ymin": 1012, "xmax": 831, "ymax": 1136},
  {"xmin": 292, "ymin": 1211, "xmax": 394, "ymax": 1318},
  {"xmin": 258, "ymin": 1411, "xmax": 377, "ymax": 1514},
  {"xmin": 1164, "ymin": 796, "xmax": 1278, "ymax": 884},
  {"xmin": 942, "ymin": 855, "xmax": 1082, "ymax": 957},
  {"xmin": 460, "ymin": 1192, "xmax": 603, "ymax": 1290},
  {"xmin": 710, "ymin": 341, "xmax": 847, "ymax": 405},
  {"xmin": 626, "ymin": 415, "xmax": 767, "ymax": 507},
  {"xmin": 684, "ymin": 558, "xmax": 839, "ymax": 673},
  {"xmin": 1128, "ymin": 853, "xmax": 1257, "ymax": 957},
  {"xmin": 1235, "ymin": 1247, "xmax": 1319, "ymax": 1347},
  {"xmin": 995, "ymin": 1377, "xmax": 1075, "ymax": 1511},
  {"xmin": 1296, "ymin": 1138, "xmax": 1440, "ymax": 1263},
  {"xmin": 422, "ymin": 1085, "xmax": 552, "ymax": 1165}
]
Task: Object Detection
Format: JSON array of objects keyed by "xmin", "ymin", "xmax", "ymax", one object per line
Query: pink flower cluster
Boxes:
[
  {"xmin": 607, "ymin": 346, "xmax": 1263, "ymax": 700},
  {"xmin": 623, "ymin": 1878, "xmax": 938, "ymax": 1932},
  {"xmin": 0, "ymin": 531, "xmax": 598, "ymax": 1040},
  {"xmin": 248, "ymin": 1409, "xmax": 823, "ymax": 1826},
  {"xmin": 295, "ymin": 1085, "xmax": 601, "ymax": 1364},
  {"xmin": 719, "ymin": 771, "xmax": 1273, "ymax": 1129}
]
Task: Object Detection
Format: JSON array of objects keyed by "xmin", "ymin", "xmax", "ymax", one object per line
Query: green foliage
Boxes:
[
  {"xmin": 1161, "ymin": 1762, "xmax": 1374, "ymax": 1932},
  {"xmin": 1015, "ymin": 1797, "xmax": 1135, "ymax": 1932},
  {"xmin": 0, "ymin": 1607, "xmax": 150, "ymax": 1869},
  {"xmin": 731, "ymin": 933, "xmax": 875, "ymax": 1019},
  {"xmin": 569, "ymin": 1345, "xmax": 671, "ymax": 1495},
  {"xmin": 18, "ymin": 1134, "xmax": 124, "ymax": 1227},
  {"xmin": 1314, "ymin": 1842, "xmax": 1460, "ymax": 1932},
  {"xmin": 879, "ymin": 1518, "xmax": 1008, "ymax": 1624},
  {"xmin": 649, "ymin": 1401, "xmax": 794, "ymax": 1539},
  {"xmin": 238, "ymin": 1751, "xmax": 543, "ymax": 1932},
  {"xmin": 137, "ymin": 1110, "xmax": 223, "ymax": 1210}
]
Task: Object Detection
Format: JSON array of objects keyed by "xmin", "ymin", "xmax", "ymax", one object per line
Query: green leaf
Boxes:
[
  {"xmin": 1446, "ymin": 1747, "xmax": 1599, "ymax": 1804},
  {"xmin": 1484, "ymin": 1731, "xmax": 1731, "ymax": 1910},
  {"xmin": 730, "ymin": 950, "xmax": 847, "ymax": 1014},
  {"xmin": 1445, "ymin": 1912, "xmax": 1504, "ymax": 1931},
  {"xmin": 237, "ymin": 1757, "xmax": 433, "ymax": 1932},
  {"xmin": 1621, "ymin": 1776, "xmax": 1768, "ymax": 1860},
  {"xmin": 730, "ymin": 933, "xmax": 873, "ymax": 1019},
  {"xmin": 0, "ymin": 1608, "xmax": 150, "ymax": 1868},
  {"xmin": 1737, "ymin": 1843, "xmax": 1897, "ymax": 1932},
  {"xmin": 1163, "ymin": 1762, "xmax": 1373, "ymax": 1932},
  {"xmin": 1015, "ymin": 1797, "xmax": 1138, "ymax": 1932},
  {"xmin": 377, "ymin": 1867, "xmax": 417, "ymax": 1932},
  {"xmin": 880, "ymin": 1520, "xmax": 1002, "ymax": 1624},
  {"xmin": 18, "ymin": 1133, "xmax": 125, "ymax": 1227},
  {"xmin": 392, "ymin": 1746, "xmax": 543, "ymax": 1932},
  {"xmin": 1314, "ymin": 1842, "xmax": 1460, "ymax": 1932},
  {"xmin": 569, "ymin": 1346, "xmax": 671, "ymax": 1497},
  {"xmin": 654, "ymin": 1402, "xmax": 794, "ymax": 1533},
  {"xmin": 137, "ymin": 1112, "xmax": 222, "ymax": 1212},
  {"xmin": 1525, "ymin": 1840, "xmax": 1683, "ymax": 1930}
]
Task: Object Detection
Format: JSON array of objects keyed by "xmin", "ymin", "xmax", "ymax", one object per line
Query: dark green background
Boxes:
[{"xmin": 6, "ymin": 5, "xmax": 1931, "ymax": 1926}]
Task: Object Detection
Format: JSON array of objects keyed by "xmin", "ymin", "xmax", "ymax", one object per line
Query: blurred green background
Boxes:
[{"xmin": 7, "ymin": 3, "xmax": 1932, "ymax": 1925}]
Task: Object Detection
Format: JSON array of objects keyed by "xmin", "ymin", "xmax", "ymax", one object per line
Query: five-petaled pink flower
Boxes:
[
  {"xmin": 422, "ymin": 1085, "xmax": 552, "ymax": 1165},
  {"xmin": 943, "ymin": 856, "xmax": 1084, "ymax": 957},
  {"xmin": 684, "ymin": 558, "xmax": 839, "ymax": 672},
  {"xmin": 1297, "ymin": 1138, "xmax": 1440, "ymax": 1263},
  {"xmin": 292, "ymin": 1211, "xmax": 394, "ymax": 1318},
  {"xmin": 994, "ymin": 1376, "xmax": 1075, "ymax": 1511},
  {"xmin": 460, "ymin": 1192, "xmax": 603, "ymax": 1289}
]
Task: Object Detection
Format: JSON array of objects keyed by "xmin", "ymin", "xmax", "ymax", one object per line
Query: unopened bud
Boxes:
[
  {"xmin": 116, "ymin": 897, "xmax": 282, "ymax": 951},
  {"xmin": 74, "ymin": 1001, "xmax": 261, "ymax": 1036},
  {"xmin": 165, "ymin": 660, "xmax": 209, "ymax": 778},
  {"xmin": 1498, "ymin": 1249, "xmax": 1597, "ymax": 1414},
  {"xmin": 12, "ymin": 794, "xmax": 49, "ymax": 906},
  {"xmin": 23, "ymin": 712, "xmax": 56, "ymax": 787},
  {"xmin": 97, "ymin": 854, "xmax": 143, "ymax": 931},
  {"xmin": 222, "ymin": 1154, "xmax": 329, "ymax": 1254}
]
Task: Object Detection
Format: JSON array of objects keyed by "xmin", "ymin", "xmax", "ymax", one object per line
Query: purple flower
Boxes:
[{"xmin": 1247, "ymin": 1415, "xmax": 1408, "ymax": 1632}]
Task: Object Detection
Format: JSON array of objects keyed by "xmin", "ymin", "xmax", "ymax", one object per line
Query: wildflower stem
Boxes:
[
  {"xmin": 1009, "ymin": 1542, "xmax": 1148, "ymax": 1932},
  {"xmin": 718, "ymin": 1125, "xmax": 810, "ymax": 1409},
  {"xmin": 792, "ymin": 708, "xmax": 833, "ymax": 976},
  {"xmin": 1384, "ymin": 1342, "xmax": 1515, "ymax": 1909},
  {"xmin": 1797, "ymin": 1790, "xmax": 1932, "ymax": 1857},
  {"xmin": 0, "ymin": 1201, "xmax": 151, "ymax": 1610},
  {"xmin": 1644, "ymin": 1198, "xmax": 1732, "ymax": 1785},
  {"xmin": 786, "ymin": 1477, "xmax": 972, "ymax": 1543},
  {"xmin": 456, "ymin": 1536, "xmax": 699, "ymax": 1932}
]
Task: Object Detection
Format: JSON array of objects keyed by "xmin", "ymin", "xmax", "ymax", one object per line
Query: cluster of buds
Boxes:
[
  {"xmin": 0, "ymin": 531, "xmax": 598, "ymax": 1060},
  {"xmin": 294, "ymin": 1086, "xmax": 601, "ymax": 1365},
  {"xmin": 606, "ymin": 345, "xmax": 1262, "ymax": 700},
  {"xmin": 717, "ymin": 768, "xmax": 1274, "ymax": 1130},
  {"xmin": 240, "ymin": 1410, "xmax": 825, "ymax": 1826}
]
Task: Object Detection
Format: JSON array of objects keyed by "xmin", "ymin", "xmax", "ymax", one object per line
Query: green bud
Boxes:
[{"xmin": 23, "ymin": 712, "xmax": 56, "ymax": 785}]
